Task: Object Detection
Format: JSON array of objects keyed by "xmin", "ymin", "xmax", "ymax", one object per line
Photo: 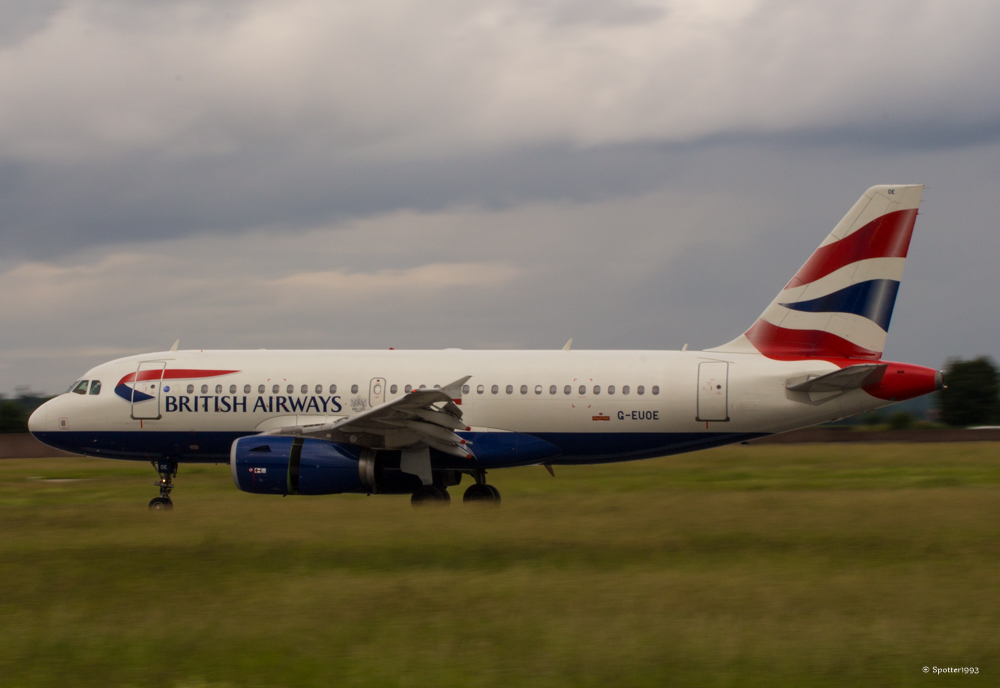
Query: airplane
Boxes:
[{"xmin": 28, "ymin": 184, "xmax": 941, "ymax": 510}]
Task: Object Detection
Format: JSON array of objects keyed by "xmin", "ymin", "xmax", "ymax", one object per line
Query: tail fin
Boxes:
[{"xmin": 711, "ymin": 184, "xmax": 924, "ymax": 360}]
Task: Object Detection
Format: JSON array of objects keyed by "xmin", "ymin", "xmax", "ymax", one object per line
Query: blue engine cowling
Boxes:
[{"xmin": 230, "ymin": 435, "xmax": 365, "ymax": 495}]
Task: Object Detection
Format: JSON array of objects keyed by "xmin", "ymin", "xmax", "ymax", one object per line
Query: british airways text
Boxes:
[{"xmin": 164, "ymin": 395, "xmax": 343, "ymax": 413}]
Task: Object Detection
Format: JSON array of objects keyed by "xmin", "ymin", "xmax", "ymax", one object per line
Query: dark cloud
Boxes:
[{"xmin": 1, "ymin": 0, "xmax": 999, "ymax": 394}]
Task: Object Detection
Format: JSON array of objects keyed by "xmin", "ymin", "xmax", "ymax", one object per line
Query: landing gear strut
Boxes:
[{"xmin": 149, "ymin": 460, "xmax": 177, "ymax": 511}]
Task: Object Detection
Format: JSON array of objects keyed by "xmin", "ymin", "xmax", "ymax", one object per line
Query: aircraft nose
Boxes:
[{"xmin": 28, "ymin": 402, "xmax": 48, "ymax": 435}]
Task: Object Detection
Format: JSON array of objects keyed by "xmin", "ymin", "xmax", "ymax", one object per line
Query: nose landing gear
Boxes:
[{"xmin": 148, "ymin": 460, "xmax": 177, "ymax": 511}]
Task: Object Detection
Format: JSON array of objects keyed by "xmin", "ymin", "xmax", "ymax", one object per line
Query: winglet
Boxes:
[
  {"xmin": 169, "ymin": 339, "xmax": 180, "ymax": 352},
  {"xmin": 562, "ymin": 338, "xmax": 573, "ymax": 351}
]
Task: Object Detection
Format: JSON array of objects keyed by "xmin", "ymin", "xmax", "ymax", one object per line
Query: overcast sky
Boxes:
[{"xmin": 2, "ymin": 0, "xmax": 999, "ymax": 395}]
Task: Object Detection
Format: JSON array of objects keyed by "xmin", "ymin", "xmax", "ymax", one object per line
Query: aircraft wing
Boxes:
[
  {"xmin": 264, "ymin": 375, "xmax": 474, "ymax": 458},
  {"xmin": 785, "ymin": 364, "xmax": 887, "ymax": 393}
]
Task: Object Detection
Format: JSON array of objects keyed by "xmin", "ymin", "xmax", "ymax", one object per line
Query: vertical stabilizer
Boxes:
[{"xmin": 710, "ymin": 184, "xmax": 923, "ymax": 360}]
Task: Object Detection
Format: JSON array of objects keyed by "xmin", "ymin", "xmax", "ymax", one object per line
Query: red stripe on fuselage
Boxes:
[
  {"xmin": 784, "ymin": 208, "xmax": 917, "ymax": 289},
  {"xmin": 117, "ymin": 369, "xmax": 241, "ymax": 385}
]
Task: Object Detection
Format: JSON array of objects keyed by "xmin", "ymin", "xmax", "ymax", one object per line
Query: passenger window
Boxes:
[
  {"xmin": 549, "ymin": 385, "xmax": 556, "ymax": 395},
  {"xmin": 244, "ymin": 385, "xmax": 251, "ymax": 394},
  {"xmin": 272, "ymin": 384, "xmax": 279, "ymax": 394},
  {"xmin": 520, "ymin": 385, "xmax": 528, "ymax": 395},
  {"xmin": 89, "ymin": 380, "xmax": 102, "ymax": 395},
  {"xmin": 463, "ymin": 384, "xmax": 470, "ymax": 394},
  {"xmin": 351, "ymin": 384, "xmax": 359, "ymax": 394},
  {"xmin": 287, "ymin": 385, "xmax": 294, "ymax": 394},
  {"xmin": 258, "ymin": 384, "xmax": 265, "ymax": 394},
  {"xmin": 593, "ymin": 385, "xmax": 600, "ymax": 395},
  {"xmin": 329, "ymin": 384, "xmax": 337, "ymax": 394},
  {"xmin": 201, "ymin": 384, "xmax": 208, "ymax": 394},
  {"xmin": 315, "ymin": 384, "xmax": 322, "ymax": 394},
  {"xmin": 608, "ymin": 385, "xmax": 615, "ymax": 395},
  {"xmin": 477, "ymin": 385, "xmax": 484, "ymax": 394},
  {"xmin": 405, "ymin": 384, "xmax": 413, "ymax": 393},
  {"xmin": 535, "ymin": 385, "xmax": 542, "ymax": 395},
  {"xmin": 390, "ymin": 384, "xmax": 398, "ymax": 394},
  {"xmin": 187, "ymin": 384, "xmax": 195, "ymax": 394},
  {"xmin": 229, "ymin": 385, "xmax": 236, "ymax": 394},
  {"xmin": 564, "ymin": 385, "xmax": 571, "ymax": 395},
  {"xmin": 506, "ymin": 385, "xmax": 513, "ymax": 395},
  {"xmin": 652, "ymin": 385, "xmax": 660, "ymax": 395},
  {"xmin": 492, "ymin": 385, "xmax": 499, "ymax": 394},
  {"xmin": 216, "ymin": 384, "xmax": 223, "ymax": 394},
  {"xmin": 301, "ymin": 385, "xmax": 308, "ymax": 394},
  {"xmin": 623, "ymin": 385, "xmax": 630, "ymax": 395},
  {"xmin": 578, "ymin": 385, "xmax": 586, "ymax": 395},
  {"xmin": 637, "ymin": 385, "xmax": 645, "ymax": 395},
  {"xmin": 419, "ymin": 384, "xmax": 426, "ymax": 390}
]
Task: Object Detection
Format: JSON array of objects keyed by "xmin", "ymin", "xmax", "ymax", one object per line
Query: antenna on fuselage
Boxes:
[
  {"xmin": 562, "ymin": 339, "xmax": 573, "ymax": 351},
  {"xmin": 170, "ymin": 339, "xmax": 180, "ymax": 352},
  {"xmin": 681, "ymin": 343, "xmax": 688, "ymax": 351}
]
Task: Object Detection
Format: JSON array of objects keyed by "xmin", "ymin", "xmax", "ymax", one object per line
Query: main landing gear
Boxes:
[
  {"xmin": 410, "ymin": 471, "xmax": 501, "ymax": 506},
  {"xmin": 463, "ymin": 483, "xmax": 500, "ymax": 504},
  {"xmin": 148, "ymin": 460, "xmax": 177, "ymax": 511},
  {"xmin": 411, "ymin": 485, "xmax": 451, "ymax": 505}
]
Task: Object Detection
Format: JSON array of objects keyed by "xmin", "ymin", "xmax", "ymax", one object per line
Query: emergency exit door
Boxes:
[
  {"xmin": 131, "ymin": 361, "xmax": 166, "ymax": 420},
  {"xmin": 696, "ymin": 361, "xmax": 729, "ymax": 422},
  {"xmin": 369, "ymin": 378, "xmax": 386, "ymax": 407}
]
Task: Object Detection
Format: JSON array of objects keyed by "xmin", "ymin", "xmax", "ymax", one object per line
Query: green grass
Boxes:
[{"xmin": 1, "ymin": 443, "xmax": 998, "ymax": 687}]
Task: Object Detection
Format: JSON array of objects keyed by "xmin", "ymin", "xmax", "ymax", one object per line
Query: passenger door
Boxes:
[
  {"xmin": 696, "ymin": 361, "xmax": 729, "ymax": 422},
  {"xmin": 131, "ymin": 361, "xmax": 166, "ymax": 420}
]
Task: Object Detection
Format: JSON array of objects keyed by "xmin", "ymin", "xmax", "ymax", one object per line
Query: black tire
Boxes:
[
  {"xmin": 485, "ymin": 484, "xmax": 501, "ymax": 504},
  {"xmin": 148, "ymin": 497, "xmax": 173, "ymax": 511},
  {"xmin": 463, "ymin": 484, "xmax": 500, "ymax": 505},
  {"xmin": 411, "ymin": 485, "xmax": 449, "ymax": 506},
  {"xmin": 463, "ymin": 484, "xmax": 490, "ymax": 502}
]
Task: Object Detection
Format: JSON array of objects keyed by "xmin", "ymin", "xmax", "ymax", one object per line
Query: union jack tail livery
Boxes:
[{"xmin": 714, "ymin": 184, "xmax": 923, "ymax": 360}]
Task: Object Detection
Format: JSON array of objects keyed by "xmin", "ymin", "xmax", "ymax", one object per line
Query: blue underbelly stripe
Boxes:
[{"xmin": 31, "ymin": 430, "xmax": 767, "ymax": 467}]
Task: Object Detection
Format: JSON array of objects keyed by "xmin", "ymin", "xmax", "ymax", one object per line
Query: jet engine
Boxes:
[
  {"xmin": 231, "ymin": 435, "xmax": 366, "ymax": 495},
  {"xmin": 230, "ymin": 435, "xmax": 426, "ymax": 495}
]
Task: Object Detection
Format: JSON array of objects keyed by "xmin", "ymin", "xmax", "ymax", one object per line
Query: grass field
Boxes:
[{"xmin": 1, "ymin": 443, "xmax": 998, "ymax": 687}]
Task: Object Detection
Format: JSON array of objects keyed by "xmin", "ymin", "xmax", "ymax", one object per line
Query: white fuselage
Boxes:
[{"xmin": 29, "ymin": 348, "xmax": 893, "ymax": 466}]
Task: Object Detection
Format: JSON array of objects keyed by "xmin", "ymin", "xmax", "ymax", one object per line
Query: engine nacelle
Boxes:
[{"xmin": 230, "ymin": 435, "xmax": 364, "ymax": 495}]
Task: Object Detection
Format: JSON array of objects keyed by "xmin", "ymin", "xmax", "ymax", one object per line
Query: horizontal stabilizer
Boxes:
[{"xmin": 786, "ymin": 364, "xmax": 887, "ymax": 393}]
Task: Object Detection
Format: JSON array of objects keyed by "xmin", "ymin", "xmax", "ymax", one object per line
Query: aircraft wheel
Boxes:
[
  {"xmin": 411, "ymin": 486, "xmax": 449, "ymax": 506},
  {"xmin": 463, "ymin": 484, "xmax": 500, "ymax": 504},
  {"xmin": 148, "ymin": 497, "xmax": 173, "ymax": 511}
]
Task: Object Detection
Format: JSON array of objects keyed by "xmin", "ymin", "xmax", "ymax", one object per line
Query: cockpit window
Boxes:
[
  {"xmin": 71, "ymin": 380, "xmax": 89, "ymax": 395},
  {"xmin": 89, "ymin": 380, "xmax": 102, "ymax": 395}
]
